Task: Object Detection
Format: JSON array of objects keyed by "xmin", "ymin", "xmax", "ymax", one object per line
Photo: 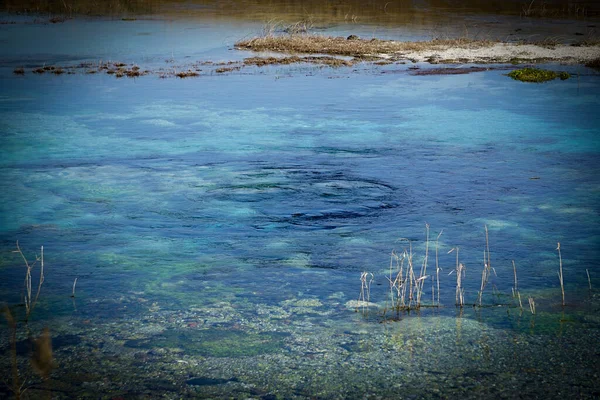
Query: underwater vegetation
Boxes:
[
  {"xmin": 507, "ymin": 67, "xmax": 570, "ymax": 82},
  {"xmin": 1, "ymin": 243, "xmax": 53, "ymax": 400}
]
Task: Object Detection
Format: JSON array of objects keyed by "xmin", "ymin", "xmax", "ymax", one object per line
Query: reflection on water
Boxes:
[{"xmin": 4, "ymin": 0, "xmax": 600, "ymax": 19}]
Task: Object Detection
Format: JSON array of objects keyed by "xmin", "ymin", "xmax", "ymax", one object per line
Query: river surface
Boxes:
[{"xmin": 1, "ymin": 2, "xmax": 600, "ymax": 399}]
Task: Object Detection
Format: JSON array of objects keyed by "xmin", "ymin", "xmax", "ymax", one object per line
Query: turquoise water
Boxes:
[{"xmin": 1, "ymin": 14, "xmax": 600, "ymax": 399}]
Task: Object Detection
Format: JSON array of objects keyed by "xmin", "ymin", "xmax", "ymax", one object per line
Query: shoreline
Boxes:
[
  {"xmin": 235, "ymin": 35, "xmax": 600, "ymax": 66},
  {"xmin": 10, "ymin": 35, "xmax": 600, "ymax": 79}
]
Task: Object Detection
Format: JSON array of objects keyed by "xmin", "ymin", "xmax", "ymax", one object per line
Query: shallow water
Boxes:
[{"xmin": 1, "ymin": 5, "xmax": 600, "ymax": 399}]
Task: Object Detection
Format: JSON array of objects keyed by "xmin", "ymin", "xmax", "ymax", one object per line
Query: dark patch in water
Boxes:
[
  {"xmin": 186, "ymin": 376, "xmax": 239, "ymax": 386},
  {"xmin": 410, "ymin": 66, "xmax": 495, "ymax": 76}
]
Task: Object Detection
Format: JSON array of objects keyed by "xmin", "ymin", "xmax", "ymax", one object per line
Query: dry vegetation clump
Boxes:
[
  {"xmin": 13, "ymin": 67, "xmax": 25, "ymax": 75},
  {"xmin": 175, "ymin": 70, "xmax": 200, "ymax": 78},
  {"xmin": 410, "ymin": 66, "xmax": 490, "ymax": 76},
  {"xmin": 235, "ymin": 35, "xmax": 496, "ymax": 57},
  {"xmin": 585, "ymin": 57, "xmax": 600, "ymax": 69},
  {"xmin": 215, "ymin": 66, "xmax": 241, "ymax": 73},
  {"xmin": 243, "ymin": 55, "xmax": 353, "ymax": 67}
]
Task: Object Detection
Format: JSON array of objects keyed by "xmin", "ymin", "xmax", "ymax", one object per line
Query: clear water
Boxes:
[{"xmin": 1, "ymin": 11, "xmax": 600, "ymax": 399}]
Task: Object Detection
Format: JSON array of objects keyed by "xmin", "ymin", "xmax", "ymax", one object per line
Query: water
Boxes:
[{"xmin": 1, "ymin": 4, "xmax": 600, "ymax": 399}]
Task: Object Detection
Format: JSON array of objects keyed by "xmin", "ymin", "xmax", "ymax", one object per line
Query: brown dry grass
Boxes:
[
  {"xmin": 586, "ymin": 57, "xmax": 600, "ymax": 69},
  {"xmin": 244, "ymin": 55, "xmax": 352, "ymax": 67},
  {"xmin": 235, "ymin": 35, "xmax": 497, "ymax": 57}
]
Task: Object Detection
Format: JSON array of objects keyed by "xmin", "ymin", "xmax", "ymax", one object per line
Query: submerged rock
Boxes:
[{"xmin": 345, "ymin": 300, "xmax": 379, "ymax": 309}]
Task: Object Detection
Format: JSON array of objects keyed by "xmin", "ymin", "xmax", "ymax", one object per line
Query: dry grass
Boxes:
[
  {"xmin": 585, "ymin": 57, "xmax": 600, "ymax": 69},
  {"xmin": 175, "ymin": 70, "xmax": 200, "ymax": 78},
  {"xmin": 235, "ymin": 34, "xmax": 496, "ymax": 57},
  {"xmin": 244, "ymin": 55, "xmax": 352, "ymax": 67}
]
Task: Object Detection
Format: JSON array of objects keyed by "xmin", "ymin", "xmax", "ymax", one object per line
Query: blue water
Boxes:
[
  {"xmin": 1, "ymin": 14, "xmax": 600, "ymax": 399},
  {"xmin": 1, "ymin": 62, "xmax": 599, "ymax": 310}
]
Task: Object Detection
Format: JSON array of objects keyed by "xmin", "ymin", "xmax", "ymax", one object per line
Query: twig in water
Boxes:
[{"xmin": 586, "ymin": 268, "xmax": 592, "ymax": 290}]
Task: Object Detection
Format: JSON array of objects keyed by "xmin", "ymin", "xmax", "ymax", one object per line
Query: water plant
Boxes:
[
  {"xmin": 14, "ymin": 242, "xmax": 44, "ymax": 323},
  {"xmin": 507, "ymin": 67, "xmax": 570, "ymax": 82}
]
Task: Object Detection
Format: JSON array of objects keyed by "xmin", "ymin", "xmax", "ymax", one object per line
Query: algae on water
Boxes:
[{"xmin": 507, "ymin": 67, "xmax": 570, "ymax": 83}]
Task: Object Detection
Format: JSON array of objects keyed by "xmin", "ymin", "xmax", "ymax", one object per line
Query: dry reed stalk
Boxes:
[
  {"xmin": 357, "ymin": 271, "xmax": 374, "ymax": 313},
  {"xmin": 436, "ymin": 230, "xmax": 443, "ymax": 306},
  {"xmin": 406, "ymin": 240, "xmax": 416, "ymax": 308},
  {"xmin": 71, "ymin": 278, "xmax": 78, "ymax": 298},
  {"xmin": 388, "ymin": 251, "xmax": 395, "ymax": 309},
  {"xmin": 417, "ymin": 224, "xmax": 430, "ymax": 306},
  {"xmin": 557, "ymin": 242, "xmax": 565, "ymax": 306},
  {"xmin": 512, "ymin": 260, "xmax": 518, "ymax": 297},
  {"xmin": 14, "ymin": 242, "xmax": 45, "ymax": 322},
  {"xmin": 477, "ymin": 226, "xmax": 493, "ymax": 306},
  {"xmin": 449, "ymin": 247, "xmax": 465, "ymax": 307},
  {"xmin": 387, "ymin": 250, "xmax": 404, "ymax": 310},
  {"xmin": 517, "ymin": 291, "xmax": 523, "ymax": 310},
  {"xmin": 397, "ymin": 251, "xmax": 407, "ymax": 309},
  {"xmin": 528, "ymin": 297, "xmax": 536, "ymax": 314},
  {"xmin": 586, "ymin": 268, "xmax": 592, "ymax": 290}
]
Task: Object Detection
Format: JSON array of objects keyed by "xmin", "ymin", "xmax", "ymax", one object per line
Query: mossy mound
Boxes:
[{"xmin": 507, "ymin": 67, "xmax": 570, "ymax": 82}]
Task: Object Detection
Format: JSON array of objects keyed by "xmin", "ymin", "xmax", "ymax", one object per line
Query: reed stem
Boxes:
[
  {"xmin": 557, "ymin": 242, "xmax": 565, "ymax": 306},
  {"xmin": 436, "ymin": 230, "xmax": 443, "ymax": 306},
  {"xmin": 71, "ymin": 278, "xmax": 78, "ymax": 298},
  {"xmin": 512, "ymin": 260, "xmax": 518, "ymax": 296}
]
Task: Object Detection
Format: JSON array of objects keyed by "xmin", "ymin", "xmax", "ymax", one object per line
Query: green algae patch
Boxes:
[
  {"xmin": 507, "ymin": 67, "xmax": 570, "ymax": 82},
  {"xmin": 194, "ymin": 329, "xmax": 290, "ymax": 357},
  {"xmin": 125, "ymin": 328, "xmax": 289, "ymax": 357}
]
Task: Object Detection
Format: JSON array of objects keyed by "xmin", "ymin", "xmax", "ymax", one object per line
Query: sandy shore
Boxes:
[
  {"xmin": 236, "ymin": 35, "xmax": 600, "ymax": 65},
  {"xmin": 396, "ymin": 43, "xmax": 600, "ymax": 64}
]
